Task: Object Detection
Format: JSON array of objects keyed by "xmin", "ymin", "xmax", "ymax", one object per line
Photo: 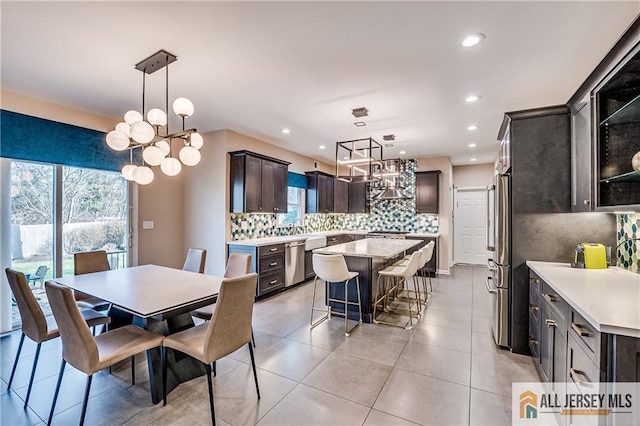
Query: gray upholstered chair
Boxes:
[
  {"xmin": 183, "ymin": 248, "xmax": 207, "ymax": 273},
  {"xmin": 4, "ymin": 268, "xmax": 110, "ymax": 409},
  {"xmin": 162, "ymin": 273, "xmax": 260, "ymax": 425},
  {"xmin": 45, "ymin": 281, "xmax": 164, "ymax": 426},
  {"xmin": 73, "ymin": 250, "xmax": 111, "ymax": 311}
]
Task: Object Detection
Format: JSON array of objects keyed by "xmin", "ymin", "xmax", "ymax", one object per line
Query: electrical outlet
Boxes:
[{"xmin": 142, "ymin": 221, "xmax": 154, "ymax": 229}]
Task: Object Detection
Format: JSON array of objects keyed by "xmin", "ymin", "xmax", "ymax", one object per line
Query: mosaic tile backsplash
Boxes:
[
  {"xmin": 230, "ymin": 159, "xmax": 439, "ymax": 240},
  {"xmin": 617, "ymin": 213, "xmax": 640, "ymax": 273}
]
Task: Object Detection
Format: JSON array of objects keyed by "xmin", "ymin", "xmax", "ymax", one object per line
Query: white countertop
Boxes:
[
  {"xmin": 313, "ymin": 238, "xmax": 421, "ymax": 259},
  {"xmin": 406, "ymin": 232, "xmax": 440, "ymax": 238},
  {"xmin": 527, "ymin": 261, "xmax": 640, "ymax": 338},
  {"xmin": 227, "ymin": 230, "xmax": 438, "ymax": 246}
]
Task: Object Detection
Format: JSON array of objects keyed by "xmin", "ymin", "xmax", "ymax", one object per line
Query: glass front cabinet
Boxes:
[{"xmin": 595, "ymin": 42, "xmax": 640, "ymax": 209}]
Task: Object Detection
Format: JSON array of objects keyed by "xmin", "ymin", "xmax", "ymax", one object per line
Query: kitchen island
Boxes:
[{"xmin": 313, "ymin": 238, "xmax": 422, "ymax": 322}]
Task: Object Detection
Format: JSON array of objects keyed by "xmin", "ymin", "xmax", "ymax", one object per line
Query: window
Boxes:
[{"xmin": 278, "ymin": 186, "xmax": 304, "ymax": 226}]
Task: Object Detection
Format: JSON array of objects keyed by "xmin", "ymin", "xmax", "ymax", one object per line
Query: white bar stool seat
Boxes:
[{"xmin": 310, "ymin": 254, "xmax": 363, "ymax": 336}]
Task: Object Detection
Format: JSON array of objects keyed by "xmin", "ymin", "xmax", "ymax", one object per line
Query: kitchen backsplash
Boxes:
[
  {"xmin": 230, "ymin": 160, "xmax": 439, "ymax": 240},
  {"xmin": 617, "ymin": 213, "xmax": 640, "ymax": 273}
]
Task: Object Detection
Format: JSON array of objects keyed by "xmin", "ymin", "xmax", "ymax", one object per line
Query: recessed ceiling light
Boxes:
[
  {"xmin": 470, "ymin": 158, "xmax": 477, "ymax": 162},
  {"xmin": 465, "ymin": 95, "xmax": 481, "ymax": 103},
  {"xmin": 468, "ymin": 143, "xmax": 477, "ymax": 148},
  {"xmin": 467, "ymin": 125, "xmax": 478, "ymax": 131},
  {"xmin": 354, "ymin": 121, "xmax": 366, "ymax": 127},
  {"xmin": 462, "ymin": 33, "xmax": 485, "ymax": 47},
  {"xmin": 319, "ymin": 145, "xmax": 326, "ymax": 150},
  {"xmin": 399, "ymin": 150, "xmax": 406, "ymax": 155},
  {"xmin": 385, "ymin": 143, "xmax": 394, "ymax": 148},
  {"xmin": 280, "ymin": 128, "xmax": 291, "ymax": 134}
]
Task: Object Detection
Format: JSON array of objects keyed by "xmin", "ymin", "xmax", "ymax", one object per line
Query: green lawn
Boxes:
[{"xmin": 11, "ymin": 257, "xmax": 78, "ymax": 280}]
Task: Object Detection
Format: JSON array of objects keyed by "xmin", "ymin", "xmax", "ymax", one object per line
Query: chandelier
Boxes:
[
  {"xmin": 335, "ymin": 137, "xmax": 383, "ymax": 183},
  {"xmin": 105, "ymin": 50, "xmax": 203, "ymax": 185}
]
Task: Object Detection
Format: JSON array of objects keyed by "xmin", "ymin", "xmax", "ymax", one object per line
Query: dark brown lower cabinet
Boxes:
[{"xmin": 228, "ymin": 243, "xmax": 285, "ymax": 297}]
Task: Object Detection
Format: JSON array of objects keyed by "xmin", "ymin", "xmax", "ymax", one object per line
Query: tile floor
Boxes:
[{"xmin": 0, "ymin": 265, "xmax": 539, "ymax": 425}]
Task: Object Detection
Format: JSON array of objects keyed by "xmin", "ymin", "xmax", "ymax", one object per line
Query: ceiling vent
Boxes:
[
  {"xmin": 383, "ymin": 134, "xmax": 395, "ymax": 141},
  {"xmin": 351, "ymin": 107, "xmax": 369, "ymax": 118}
]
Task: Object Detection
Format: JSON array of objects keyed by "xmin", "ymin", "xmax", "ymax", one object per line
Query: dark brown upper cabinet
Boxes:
[
  {"xmin": 333, "ymin": 178, "xmax": 349, "ymax": 214},
  {"xmin": 348, "ymin": 181, "xmax": 369, "ymax": 213},
  {"xmin": 230, "ymin": 151, "xmax": 290, "ymax": 213},
  {"xmin": 415, "ymin": 171, "xmax": 440, "ymax": 214},
  {"xmin": 306, "ymin": 171, "xmax": 334, "ymax": 213}
]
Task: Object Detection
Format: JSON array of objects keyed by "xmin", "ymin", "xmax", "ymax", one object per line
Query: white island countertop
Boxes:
[
  {"xmin": 313, "ymin": 238, "xmax": 421, "ymax": 259},
  {"xmin": 527, "ymin": 261, "xmax": 640, "ymax": 338}
]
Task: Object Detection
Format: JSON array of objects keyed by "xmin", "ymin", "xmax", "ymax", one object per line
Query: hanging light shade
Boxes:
[
  {"xmin": 133, "ymin": 166, "xmax": 154, "ymax": 185},
  {"xmin": 105, "ymin": 50, "xmax": 202, "ymax": 184},
  {"xmin": 179, "ymin": 146, "xmax": 201, "ymax": 166}
]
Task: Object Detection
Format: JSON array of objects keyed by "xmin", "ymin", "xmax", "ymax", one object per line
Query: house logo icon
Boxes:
[{"xmin": 520, "ymin": 390, "xmax": 538, "ymax": 419}]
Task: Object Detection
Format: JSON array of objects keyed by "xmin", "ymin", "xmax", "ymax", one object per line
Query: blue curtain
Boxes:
[
  {"xmin": 0, "ymin": 110, "xmax": 130, "ymax": 172},
  {"xmin": 288, "ymin": 171, "xmax": 307, "ymax": 189}
]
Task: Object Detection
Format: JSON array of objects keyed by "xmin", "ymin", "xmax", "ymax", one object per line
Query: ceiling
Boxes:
[{"xmin": 2, "ymin": 2, "xmax": 638, "ymax": 166}]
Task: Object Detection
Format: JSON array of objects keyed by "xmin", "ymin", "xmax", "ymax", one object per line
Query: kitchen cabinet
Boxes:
[
  {"xmin": 345, "ymin": 234, "xmax": 365, "ymax": 242},
  {"xmin": 306, "ymin": 171, "xmax": 334, "ymax": 213},
  {"xmin": 326, "ymin": 234, "xmax": 345, "ymax": 246},
  {"xmin": 348, "ymin": 182, "xmax": 369, "ymax": 213},
  {"xmin": 304, "ymin": 250, "xmax": 314, "ymax": 281},
  {"xmin": 227, "ymin": 243, "xmax": 285, "ymax": 297},
  {"xmin": 230, "ymin": 151, "xmax": 290, "ymax": 213},
  {"xmin": 415, "ymin": 171, "xmax": 440, "ymax": 214},
  {"xmin": 334, "ymin": 178, "xmax": 349, "ymax": 213},
  {"xmin": 571, "ymin": 99, "xmax": 594, "ymax": 212}
]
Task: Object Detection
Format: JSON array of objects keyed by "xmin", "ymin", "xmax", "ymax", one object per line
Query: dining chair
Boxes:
[
  {"xmin": 162, "ymin": 273, "xmax": 260, "ymax": 425},
  {"xmin": 73, "ymin": 250, "xmax": 111, "ymax": 311},
  {"xmin": 191, "ymin": 253, "xmax": 256, "ymax": 353},
  {"xmin": 183, "ymin": 248, "xmax": 207, "ymax": 273},
  {"xmin": 28, "ymin": 265, "xmax": 48, "ymax": 289},
  {"xmin": 4, "ymin": 268, "xmax": 110, "ymax": 409},
  {"xmin": 45, "ymin": 281, "xmax": 164, "ymax": 426}
]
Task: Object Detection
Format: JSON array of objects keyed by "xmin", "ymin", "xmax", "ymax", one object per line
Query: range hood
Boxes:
[
  {"xmin": 371, "ymin": 158, "xmax": 410, "ymax": 199},
  {"xmin": 374, "ymin": 186, "xmax": 410, "ymax": 199}
]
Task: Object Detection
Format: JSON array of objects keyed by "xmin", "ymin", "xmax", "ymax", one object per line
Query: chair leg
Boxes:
[
  {"xmin": 24, "ymin": 342, "xmax": 42, "ymax": 408},
  {"xmin": 344, "ymin": 278, "xmax": 349, "ymax": 336},
  {"xmin": 310, "ymin": 276, "xmax": 329, "ymax": 328},
  {"xmin": 161, "ymin": 347, "xmax": 167, "ymax": 407},
  {"xmin": 7, "ymin": 333, "xmax": 25, "ymax": 390},
  {"xmin": 48, "ymin": 360, "xmax": 66, "ymax": 426},
  {"xmin": 131, "ymin": 355, "xmax": 136, "ymax": 385},
  {"xmin": 248, "ymin": 343, "xmax": 260, "ymax": 399},
  {"xmin": 212, "ymin": 361, "xmax": 217, "ymax": 377},
  {"xmin": 251, "ymin": 328, "xmax": 256, "ymax": 348},
  {"xmin": 204, "ymin": 363, "xmax": 216, "ymax": 425},
  {"xmin": 79, "ymin": 375, "xmax": 93, "ymax": 426}
]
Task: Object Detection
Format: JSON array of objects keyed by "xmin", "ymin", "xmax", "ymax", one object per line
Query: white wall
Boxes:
[{"xmin": 453, "ymin": 163, "xmax": 495, "ymax": 188}]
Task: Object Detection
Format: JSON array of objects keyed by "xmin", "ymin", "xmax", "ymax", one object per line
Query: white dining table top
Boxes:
[{"xmin": 52, "ymin": 264, "xmax": 222, "ymax": 319}]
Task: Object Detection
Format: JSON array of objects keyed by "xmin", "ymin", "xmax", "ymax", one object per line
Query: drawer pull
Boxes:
[
  {"xmin": 269, "ymin": 248, "xmax": 278, "ymax": 252},
  {"xmin": 530, "ymin": 277, "xmax": 540, "ymax": 284},
  {"xmin": 269, "ymin": 280, "xmax": 278, "ymax": 285},
  {"xmin": 542, "ymin": 293, "xmax": 558, "ymax": 303},
  {"xmin": 571, "ymin": 323, "xmax": 591, "ymax": 337},
  {"xmin": 269, "ymin": 262, "xmax": 278, "ymax": 267},
  {"xmin": 529, "ymin": 337, "xmax": 538, "ymax": 345},
  {"xmin": 570, "ymin": 368, "xmax": 593, "ymax": 388},
  {"xmin": 529, "ymin": 303, "xmax": 539, "ymax": 312},
  {"xmin": 545, "ymin": 319, "xmax": 556, "ymax": 328}
]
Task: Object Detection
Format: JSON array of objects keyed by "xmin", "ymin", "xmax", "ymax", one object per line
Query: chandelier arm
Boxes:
[
  {"xmin": 165, "ymin": 52, "xmax": 169, "ymax": 136},
  {"xmin": 142, "ymin": 70, "xmax": 146, "ymax": 120}
]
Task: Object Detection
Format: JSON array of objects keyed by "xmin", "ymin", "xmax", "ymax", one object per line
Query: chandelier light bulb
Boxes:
[
  {"xmin": 124, "ymin": 110, "xmax": 143, "ymax": 125},
  {"xmin": 142, "ymin": 145, "xmax": 165, "ymax": 166},
  {"xmin": 179, "ymin": 146, "xmax": 201, "ymax": 166},
  {"xmin": 632, "ymin": 151, "xmax": 640, "ymax": 171},
  {"xmin": 133, "ymin": 165, "xmax": 154, "ymax": 185},
  {"xmin": 147, "ymin": 108, "xmax": 168, "ymax": 126},
  {"xmin": 130, "ymin": 121, "xmax": 155, "ymax": 144},
  {"xmin": 115, "ymin": 122, "xmax": 131, "ymax": 137},
  {"xmin": 106, "ymin": 130, "xmax": 130, "ymax": 151},
  {"xmin": 156, "ymin": 139, "xmax": 171, "ymax": 156},
  {"xmin": 190, "ymin": 132, "xmax": 204, "ymax": 149},
  {"xmin": 173, "ymin": 97, "xmax": 194, "ymax": 118},
  {"xmin": 161, "ymin": 157, "xmax": 182, "ymax": 176},
  {"xmin": 121, "ymin": 164, "xmax": 137, "ymax": 181}
]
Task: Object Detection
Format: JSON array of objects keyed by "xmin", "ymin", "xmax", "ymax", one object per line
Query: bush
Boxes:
[{"xmin": 63, "ymin": 222, "xmax": 126, "ymax": 254}]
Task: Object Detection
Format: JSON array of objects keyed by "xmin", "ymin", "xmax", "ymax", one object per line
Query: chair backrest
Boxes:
[
  {"xmin": 183, "ymin": 248, "xmax": 207, "ymax": 273},
  {"xmin": 224, "ymin": 253, "xmax": 251, "ymax": 278},
  {"xmin": 313, "ymin": 254, "xmax": 352, "ymax": 283},
  {"xmin": 422, "ymin": 241, "xmax": 435, "ymax": 265},
  {"xmin": 45, "ymin": 281, "xmax": 99, "ymax": 374},
  {"xmin": 203, "ymin": 273, "xmax": 257, "ymax": 361},
  {"xmin": 5, "ymin": 268, "xmax": 52, "ymax": 342},
  {"xmin": 74, "ymin": 251, "xmax": 110, "ymax": 275},
  {"xmin": 402, "ymin": 250, "xmax": 424, "ymax": 277},
  {"xmin": 34, "ymin": 265, "xmax": 48, "ymax": 279}
]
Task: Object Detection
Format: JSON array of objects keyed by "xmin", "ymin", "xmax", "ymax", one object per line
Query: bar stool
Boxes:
[
  {"xmin": 395, "ymin": 240, "xmax": 435, "ymax": 309},
  {"xmin": 373, "ymin": 250, "xmax": 422, "ymax": 329},
  {"xmin": 310, "ymin": 254, "xmax": 363, "ymax": 336}
]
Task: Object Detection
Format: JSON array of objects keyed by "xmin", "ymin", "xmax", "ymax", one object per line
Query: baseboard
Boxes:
[{"xmin": 437, "ymin": 269, "xmax": 450, "ymax": 275}]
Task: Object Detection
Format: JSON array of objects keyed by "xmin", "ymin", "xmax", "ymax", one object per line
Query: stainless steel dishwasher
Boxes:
[{"xmin": 285, "ymin": 240, "xmax": 305, "ymax": 287}]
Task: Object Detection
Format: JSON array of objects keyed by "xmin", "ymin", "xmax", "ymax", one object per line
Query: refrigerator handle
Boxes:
[
  {"xmin": 487, "ymin": 258, "xmax": 498, "ymax": 271},
  {"xmin": 486, "ymin": 184, "xmax": 495, "ymax": 251},
  {"xmin": 485, "ymin": 276, "xmax": 498, "ymax": 294}
]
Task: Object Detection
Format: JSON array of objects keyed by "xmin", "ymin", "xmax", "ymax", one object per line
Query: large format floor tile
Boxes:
[
  {"xmin": 409, "ymin": 323, "xmax": 472, "ymax": 354},
  {"xmin": 255, "ymin": 339, "xmax": 331, "ymax": 381},
  {"xmin": 469, "ymin": 388, "xmax": 512, "ymax": 426},
  {"xmin": 470, "ymin": 353, "xmax": 538, "ymax": 397},
  {"xmin": 395, "ymin": 340, "xmax": 471, "ymax": 386}
]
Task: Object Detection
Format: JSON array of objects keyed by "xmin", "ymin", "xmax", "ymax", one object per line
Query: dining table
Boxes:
[{"xmin": 51, "ymin": 264, "xmax": 223, "ymax": 404}]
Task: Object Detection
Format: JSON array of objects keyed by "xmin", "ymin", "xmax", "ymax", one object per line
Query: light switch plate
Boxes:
[{"xmin": 142, "ymin": 221, "xmax": 154, "ymax": 229}]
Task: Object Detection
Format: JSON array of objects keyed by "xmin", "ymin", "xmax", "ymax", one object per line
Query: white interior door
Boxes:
[{"xmin": 454, "ymin": 187, "xmax": 488, "ymax": 265}]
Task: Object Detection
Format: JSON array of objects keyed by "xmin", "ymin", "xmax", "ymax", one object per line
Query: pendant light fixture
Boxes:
[{"xmin": 105, "ymin": 50, "xmax": 203, "ymax": 185}]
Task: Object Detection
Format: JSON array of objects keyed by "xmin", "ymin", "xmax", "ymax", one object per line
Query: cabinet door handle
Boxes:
[
  {"xmin": 269, "ymin": 248, "xmax": 278, "ymax": 252},
  {"xmin": 545, "ymin": 319, "xmax": 556, "ymax": 328},
  {"xmin": 269, "ymin": 262, "xmax": 278, "ymax": 267},
  {"xmin": 570, "ymin": 368, "xmax": 593, "ymax": 388},
  {"xmin": 530, "ymin": 277, "xmax": 540, "ymax": 285},
  {"xmin": 269, "ymin": 279, "xmax": 278, "ymax": 285},
  {"xmin": 542, "ymin": 293, "xmax": 558, "ymax": 303},
  {"xmin": 571, "ymin": 323, "xmax": 591, "ymax": 337},
  {"xmin": 583, "ymin": 200, "xmax": 590, "ymax": 205},
  {"xmin": 529, "ymin": 303, "xmax": 539, "ymax": 312},
  {"xmin": 529, "ymin": 336, "xmax": 538, "ymax": 345}
]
